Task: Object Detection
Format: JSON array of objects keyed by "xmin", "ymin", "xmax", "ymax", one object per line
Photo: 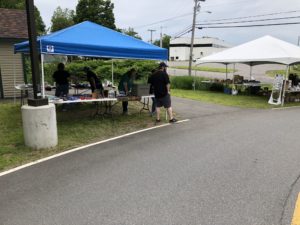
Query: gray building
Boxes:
[
  {"xmin": 0, "ymin": 8, "xmax": 27, "ymax": 98},
  {"xmin": 169, "ymin": 37, "xmax": 231, "ymax": 61}
]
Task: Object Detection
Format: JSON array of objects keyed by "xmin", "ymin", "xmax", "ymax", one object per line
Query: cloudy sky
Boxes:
[{"xmin": 34, "ymin": 0, "xmax": 300, "ymax": 46}]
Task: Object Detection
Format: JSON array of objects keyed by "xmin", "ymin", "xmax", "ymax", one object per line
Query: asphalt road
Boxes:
[{"xmin": 1, "ymin": 97, "xmax": 300, "ymax": 225}]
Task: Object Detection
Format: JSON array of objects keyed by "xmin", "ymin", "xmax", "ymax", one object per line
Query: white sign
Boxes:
[{"xmin": 46, "ymin": 45, "xmax": 55, "ymax": 53}]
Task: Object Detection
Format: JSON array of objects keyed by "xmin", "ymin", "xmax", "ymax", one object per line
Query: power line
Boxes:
[
  {"xmin": 204, "ymin": 0, "xmax": 254, "ymax": 8},
  {"xmin": 196, "ymin": 15, "xmax": 300, "ymax": 26},
  {"xmin": 133, "ymin": 12, "xmax": 192, "ymax": 29},
  {"xmin": 197, "ymin": 21, "xmax": 300, "ymax": 29},
  {"xmin": 198, "ymin": 9, "xmax": 300, "ymax": 23},
  {"xmin": 173, "ymin": 28, "xmax": 192, "ymax": 38},
  {"xmin": 173, "ymin": 10, "xmax": 300, "ymax": 38},
  {"xmin": 173, "ymin": 25, "xmax": 192, "ymax": 38}
]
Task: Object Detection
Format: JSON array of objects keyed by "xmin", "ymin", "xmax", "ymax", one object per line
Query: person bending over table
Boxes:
[
  {"xmin": 53, "ymin": 63, "xmax": 70, "ymax": 97},
  {"xmin": 118, "ymin": 68, "xmax": 137, "ymax": 114},
  {"xmin": 84, "ymin": 67, "xmax": 104, "ymax": 98}
]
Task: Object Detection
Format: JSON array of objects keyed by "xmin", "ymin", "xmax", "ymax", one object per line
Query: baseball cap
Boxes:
[{"xmin": 158, "ymin": 62, "xmax": 168, "ymax": 68}]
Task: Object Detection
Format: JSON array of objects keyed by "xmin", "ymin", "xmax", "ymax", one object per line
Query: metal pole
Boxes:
[
  {"xmin": 160, "ymin": 26, "xmax": 167, "ymax": 48},
  {"xmin": 148, "ymin": 29, "xmax": 156, "ymax": 44},
  {"xmin": 41, "ymin": 54, "xmax": 45, "ymax": 98},
  {"xmin": 193, "ymin": 66, "xmax": 196, "ymax": 91},
  {"xmin": 298, "ymin": 36, "xmax": 300, "ymax": 46},
  {"xmin": 281, "ymin": 65, "xmax": 290, "ymax": 106},
  {"xmin": 188, "ymin": 0, "xmax": 204, "ymax": 76},
  {"xmin": 225, "ymin": 64, "xmax": 228, "ymax": 80},
  {"xmin": 111, "ymin": 59, "xmax": 114, "ymax": 85},
  {"xmin": 25, "ymin": 0, "xmax": 48, "ymax": 106}
]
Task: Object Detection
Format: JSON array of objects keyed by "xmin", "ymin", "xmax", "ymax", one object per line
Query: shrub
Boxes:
[
  {"xmin": 43, "ymin": 59, "xmax": 158, "ymax": 85},
  {"xmin": 170, "ymin": 76, "xmax": 213, "ymax": 90}
]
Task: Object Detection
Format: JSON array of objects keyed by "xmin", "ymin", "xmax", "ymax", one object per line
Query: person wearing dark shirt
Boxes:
[
  {"xmin": 118, "ymin": 68, "xmax": 137, "ymax": 114},
  {"xmin": 52, "ymin": 63, "xmax": 70, "ymax": 97},
  {"xmin": 84, "ymin": 67, "xmax": 104, "ymax": 98},
  {"xmin": 149, "ymin": 62, "xmax": 177, "ymax": 123}
]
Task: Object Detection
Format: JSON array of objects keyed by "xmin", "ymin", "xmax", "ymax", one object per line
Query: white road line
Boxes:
[{"xmin": 0, "ymin": 119, "xmax": 190, "ymax": 177}]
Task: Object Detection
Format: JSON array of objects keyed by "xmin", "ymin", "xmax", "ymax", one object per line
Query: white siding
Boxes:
[
  {"xmin": 0, "ymin": 40, "xmax": 24, "ymax": 98},
  {"xmin": 169, "ymin": 37, "xmax": 231, "ymax": 61}
]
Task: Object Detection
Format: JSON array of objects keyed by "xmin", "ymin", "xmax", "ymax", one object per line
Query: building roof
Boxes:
[
  {"xmin": 0, "ymin": 8, "xmax": 28, "ymax": 39},
  {"xmin": 170, "ymin": 37, "xmax": 232, "ymax": 48}
]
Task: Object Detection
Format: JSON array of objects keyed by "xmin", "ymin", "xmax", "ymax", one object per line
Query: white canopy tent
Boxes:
[{"xmin": 197, "ymin": 35, "xmax": 300, "ymax": 105}]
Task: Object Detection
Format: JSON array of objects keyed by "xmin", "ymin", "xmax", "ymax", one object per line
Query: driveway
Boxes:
[{"xmin": 0, "ymin": 97, "xmax": 300, "ymax": 225}]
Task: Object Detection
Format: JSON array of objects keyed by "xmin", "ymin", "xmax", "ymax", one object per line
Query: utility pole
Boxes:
[
  {"xmin": 160, "ymin": 26, "xmax": 165, "ymax": 48},
  {"xmin": 188, "ymin": 0, "xmax": 205, "ymax": 76},
  {"xmin": 298, "ymin": 36, "xmax": 300, "ymax": 46},
  {"xmin": 148, "ymin": 29, "xmax": 156, "ymax": 44},
  {"xmin": 25, "ymin": 0, "xmax": 48, "ymax": 106}
]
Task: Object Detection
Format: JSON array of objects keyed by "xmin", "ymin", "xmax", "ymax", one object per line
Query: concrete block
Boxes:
[{"xmin": 22, "ymin": 103, "xmax": 58, "ymax": 149}]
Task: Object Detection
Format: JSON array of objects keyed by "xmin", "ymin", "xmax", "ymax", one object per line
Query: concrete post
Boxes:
[{"xmin": 22, "ymin": 103, "xmax": 58, "ymax": 149}]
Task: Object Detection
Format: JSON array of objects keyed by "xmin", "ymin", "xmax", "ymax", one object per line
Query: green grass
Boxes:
[
  {"xmin": 171, "ymin": 89, "xmax": 277, "ymax": 109},
  {"xmin": 170, "ymin": 66, "xmax": 235, "ymax": 73},
  {"xmin": 266, "ymin": 69, "xmax": 300, "ymax": 78},
  {"xmin": 266, "ymin": 70, "xmax": 287, "ymax": 78},
  {"xmin": 0, "ymin": 102, "xmax": 162, "ymax": 172}
]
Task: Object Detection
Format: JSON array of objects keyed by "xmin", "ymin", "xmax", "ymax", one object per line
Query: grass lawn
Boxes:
[
  {"xmin": 170, "ymin": 66, "xmax": 235, "ymax": 73},
  {"xmin": 0, "ymin": 101, "xmax": 163, "ymax": 172},
  {"xmin": 266, "ymin": 69, "xmax": 300, "ymax": 78},
  {"xmin": 171, "ymin": 89, "xmax": 296, "ymax": 109}
]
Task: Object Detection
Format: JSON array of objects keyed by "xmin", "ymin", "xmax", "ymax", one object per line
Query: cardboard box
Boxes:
[{"xmin": 131, "ymin": 84, "xmax": 150, "ymax": 97}]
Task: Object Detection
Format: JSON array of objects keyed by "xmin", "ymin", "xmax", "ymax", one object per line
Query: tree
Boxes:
[
  {"xmin": 121, "ymin": 27, "xmax": 142, "ymax": 40},
  {"xmin": 0, "ymin": 0, "xmax": 46, "ymax": 35},
  {"xmin": 51, "ymin": 7, "xmax": 74, "ymax": 32},
  {"xmin": 74, "ymin": 0, "xmax": 116, "ymax": 29},
  {"xmin": 153, "ymin": 34, "xmax": 171, "ymax": 49}
]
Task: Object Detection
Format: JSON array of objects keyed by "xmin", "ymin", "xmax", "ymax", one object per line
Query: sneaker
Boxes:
[
  {"xmin": 169, "ymin": 118, "xmax": 178, "ymax": 123},
  {"xmin": 155, "ymin": 119, "xmax": 161, "ymax": 123}
]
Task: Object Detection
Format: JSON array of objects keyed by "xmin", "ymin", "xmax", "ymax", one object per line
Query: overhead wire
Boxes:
[
  {"xmin": 133, "ymin": 12, "xmax": 193, "ymax": 29},
  {"xmin": 197, "ymin": 21, "xmax": 300, "ymax": 29},
  {"xmin": 196, "ymin": 15, "xmax": 300, "ymax": 26},
  {"xmin": 198, "ymin": 9, "xmax": 300, "ymax": 23},
  {"xmin": 173, "ymin": 9, "xmax": 300, "ymax": 38}
]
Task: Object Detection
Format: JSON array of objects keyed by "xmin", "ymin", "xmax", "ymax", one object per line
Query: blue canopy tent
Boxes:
[{"xmin": 14, "ymin": 21, "xmax": 168, "ymax": 96}]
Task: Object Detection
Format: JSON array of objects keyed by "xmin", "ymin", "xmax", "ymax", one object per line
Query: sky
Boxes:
[{"xmin": 34, "ymin": 0, "xmax": 300, "ymax": 46}]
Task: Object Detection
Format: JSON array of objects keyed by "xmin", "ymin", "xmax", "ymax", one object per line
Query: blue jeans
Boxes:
[{"xmin": 55, "ymin": 84, "xmax": 69, "ymax": 97}]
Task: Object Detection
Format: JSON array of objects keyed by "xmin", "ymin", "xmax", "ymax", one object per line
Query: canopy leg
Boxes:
[
  {"xmin": 281, "ymin": 65, "xmax": 290, "ymax": 106},
  {"xmin": 111, "ymin": 59, "xmax": 114, "ymax": 85}
]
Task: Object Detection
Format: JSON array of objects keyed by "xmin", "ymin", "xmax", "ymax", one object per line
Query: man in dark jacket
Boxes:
[
  {"xmin": 149, "ymin": 62, "xmax": 177, "ymax": 123},
  {"xmin": 53, "ymin": 63, "xmax": 70, "ymax": 97}
]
